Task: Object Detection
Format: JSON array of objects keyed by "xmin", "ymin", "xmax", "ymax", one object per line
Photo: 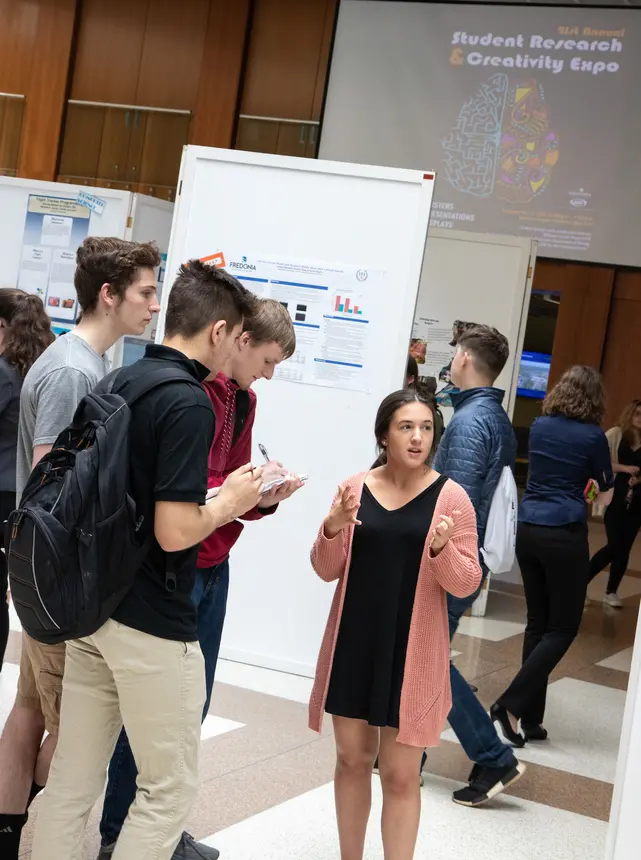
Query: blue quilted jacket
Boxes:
[{"xmin": 433, "ymin": 387, "xmax": 517, "ymax": 547}]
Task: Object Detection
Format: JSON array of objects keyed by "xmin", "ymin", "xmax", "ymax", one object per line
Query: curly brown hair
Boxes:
[
  {"xmin": 0, "ymin": 289, "xmax": 54, "ymax": 377},
  {"xmin": 542, "ymin": 365, "xmax": 605, "ymax": 424}
]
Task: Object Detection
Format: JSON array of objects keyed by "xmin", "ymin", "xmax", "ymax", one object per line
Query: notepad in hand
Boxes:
[{"xmin": 206, "ymin": 472, "xmax": 307, "ymax": 501}]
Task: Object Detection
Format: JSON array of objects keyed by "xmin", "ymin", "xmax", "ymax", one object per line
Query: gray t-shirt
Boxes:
[{"xmin": 17, "ymin": 333, "xmax": 109, "ymax": 499}]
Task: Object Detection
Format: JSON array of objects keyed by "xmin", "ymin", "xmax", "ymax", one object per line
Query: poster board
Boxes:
[
  {"xmin": 0, "ymin": 178, "xmax": 130, "ymax": 334},
  {"xmin": 159, "ymin": 146, "xmax": 435, "ymax": 676},
  {"xmin": 413, "ymin": 229, "xmax": 536, "ymax": 422},
  {"xmin": 111, "ymin": 193, "xmax": 173, "ymax": 368},
  {"xmin": 606, "ymin": 607, "xmax": 641, "ymax": 860}
]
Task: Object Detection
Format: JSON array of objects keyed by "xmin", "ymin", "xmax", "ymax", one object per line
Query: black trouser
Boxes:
[
  {"xmin": 497, "ymin": 521, "xmax": 589, "ymax": 726},
  {"xmin": 0, "ymin": 490, "xmax": 16, "ymax": 672},
  {"xmin": 589, "ymin": 496, "xmax": 641, "ymax": 595}
]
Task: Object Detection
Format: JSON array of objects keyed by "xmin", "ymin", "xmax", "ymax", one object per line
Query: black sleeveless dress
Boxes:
[{"xmin": 325, "ymin": 475, "xmax": 447, "ymax": 728}]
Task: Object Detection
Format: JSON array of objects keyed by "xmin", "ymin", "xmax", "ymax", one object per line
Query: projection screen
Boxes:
[{"xmin": 320, "ymin": 1, "xmax": 641, "ymax": 266}]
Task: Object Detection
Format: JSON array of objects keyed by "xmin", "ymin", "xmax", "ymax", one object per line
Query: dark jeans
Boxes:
[
  {"xmin": 589, "ymin": 497, "xmax": 641, "ymax": 595},
  {"xmin": 99, "ymin": 560, "xmax": 230, "ymax": 847},
  {"xmin": 0, "ymin": 491, "xmax": 15, "ymax": 673},
  {"xmin": 498, "ymin": 522, "xmax": 588, "ymax": 726},
  {"xmin": 447, "ymin": 583, "xmax": 516, "ymax": 770}
]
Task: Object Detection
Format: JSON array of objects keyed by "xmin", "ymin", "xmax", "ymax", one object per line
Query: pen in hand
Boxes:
[{"xmin": 258, "ymin": 443, "xmax": 270, "ymax": 464}]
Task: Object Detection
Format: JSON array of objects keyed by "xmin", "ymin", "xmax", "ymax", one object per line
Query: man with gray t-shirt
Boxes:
[
  {"xmin": 0, "ymin": 236, "xmax": 161, "ymax": 860},
  {"xmin": 16, "ymin": 333, "xmax": 108, "ymax": 500}
]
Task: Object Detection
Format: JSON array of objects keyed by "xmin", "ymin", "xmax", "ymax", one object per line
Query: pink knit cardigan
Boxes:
[{"xmin": 308, "ymin": 473, "xmax": 482, "ymax": 748}]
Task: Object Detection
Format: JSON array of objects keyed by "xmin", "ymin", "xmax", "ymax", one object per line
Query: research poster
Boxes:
[
  {"xmin": 202, "ymin": 250, "xmax": 380, "ymax": 393},
  {"xmin": 412, "ymin": 316, "xmax": 478, "ymax": 407},
  {"xmin": 321, "ymin": 2, "xmax": 641, "ymax": 266},
  {"xmin": 17, "ymin": 195, "xmax": 91, "ymax": 323}
]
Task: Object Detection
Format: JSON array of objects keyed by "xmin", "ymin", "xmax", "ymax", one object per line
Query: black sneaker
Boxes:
[
  {"xmin": 172, "ymin": 833, "xmax": 220, "ymax": 860},
  {"xmin": 452, "ymin": 761, "xmax": 526, "ymax": 807},
  {"xmin": 98, "ymin": 833, "xmax": 219, "ymax": 860}
]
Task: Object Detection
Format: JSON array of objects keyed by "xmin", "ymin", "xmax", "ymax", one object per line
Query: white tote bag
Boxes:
[{"xmin": 480, "ymin": 466, "xmax": 518, "ymax": 575}]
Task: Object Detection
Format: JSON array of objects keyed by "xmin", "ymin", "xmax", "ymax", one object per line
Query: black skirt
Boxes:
[{"xmin": 325, "ymin": 475, "xmax": 447, "ymax": 728}]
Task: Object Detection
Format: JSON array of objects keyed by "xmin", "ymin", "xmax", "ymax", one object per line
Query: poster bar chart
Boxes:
[{"xmin": 334, "ymin": 295, "xmax": 363, "ymax": 315}]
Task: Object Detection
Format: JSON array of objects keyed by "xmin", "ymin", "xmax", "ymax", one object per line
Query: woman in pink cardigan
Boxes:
[{"xmin": 308, "ymin": 388, "xmax": 481, "ymax": 860}]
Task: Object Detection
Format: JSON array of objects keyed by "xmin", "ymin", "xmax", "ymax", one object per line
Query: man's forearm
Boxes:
[
  {"xmin": 186, "ymin": 497, "xmax": 236, "ymax": 547},
  {"xmin": 155, "ymin": 496, "xmax": 236, "ymax": 553}
]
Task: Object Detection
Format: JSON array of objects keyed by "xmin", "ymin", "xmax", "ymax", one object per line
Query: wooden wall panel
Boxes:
[
  {"xmin": 0, "ymin": 99, "xmax": 26, "ymax": 174},
  {"xmin": 190, "ymin": 0, "xmax": 251, "ymax": 149},
  {"xmin": 70, "ymin": 0, "xmax": 148, "ymax": 104},
  {"xmin": 18, "ymin": 0, "xmax": 77, "ymax": 181},
  {"xmin": 57, "ymin": 104, "xmax": 104, "ymax": 179},
  {"xmin": 534, "ymin": 260, "xmax": 615, "ymax": 389},
  {"xmin": 0, "ymin": 2, "xmax": 40, "ymax": 95},
  {"xmin": 136, "ymin": 0, "xmax": 208, "ymax": 110},
  {"xmin": 241, "ymin": 0, "xmax": 336, "ymax": 120},
  {"xmin": 137, "ymin": 113, "xmax": 190, "ymax": 186},
  {"xmin": 601, "ymin": 272, "xmax": 641, "ymax": 428}
]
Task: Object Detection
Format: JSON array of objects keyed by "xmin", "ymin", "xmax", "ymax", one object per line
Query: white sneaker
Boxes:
[{"xmin": 604, "ymin": 592, "xmax": 623, "ymax": 609}]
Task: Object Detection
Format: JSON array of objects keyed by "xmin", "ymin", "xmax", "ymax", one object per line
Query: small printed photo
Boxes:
[
  {"xmin": 409, "ymin": 337, "xmax": 427, "ymax": 365},
  {"xmin": 48, "ymin": 296, "xmax": 60, "ymax": 308},
  {"xmin": 62, "ymin": 299, "xmax": 75, "ymax": 309}
]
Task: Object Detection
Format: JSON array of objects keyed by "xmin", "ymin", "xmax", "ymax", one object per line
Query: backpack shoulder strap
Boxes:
[
  {"xmin": 110, "ymin": 366, "xmax": 203, "ymax": 406},
  {"xmin": 109, "ymin": 366, "xmax": 205, "ymax": 594}
]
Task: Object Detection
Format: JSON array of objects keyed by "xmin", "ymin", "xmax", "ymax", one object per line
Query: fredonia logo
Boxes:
[{"xmin": 229, "ymin": 258, "xmax": 257, "ymax": 271}]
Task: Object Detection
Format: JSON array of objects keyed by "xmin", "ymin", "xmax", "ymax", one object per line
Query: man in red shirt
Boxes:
[{"xmin": 97, "ymin": 299, "xmax": 301, "ymax": 860}]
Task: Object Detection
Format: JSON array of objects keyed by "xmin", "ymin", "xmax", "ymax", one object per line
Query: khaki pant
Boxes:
[{"xmin": 31, "ymin": 619, "xmax": 205, "ymax": 860}]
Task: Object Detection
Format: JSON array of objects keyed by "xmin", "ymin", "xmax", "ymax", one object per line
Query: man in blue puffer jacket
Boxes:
[{"xmin": 433, "ymin": 324, "xmax": 524, "ymax": 807}]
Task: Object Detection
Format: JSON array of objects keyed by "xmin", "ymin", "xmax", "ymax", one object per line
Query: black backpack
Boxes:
[{"xmin": 7, "ymin": 366, "xmax": 201, "ymax": 645}]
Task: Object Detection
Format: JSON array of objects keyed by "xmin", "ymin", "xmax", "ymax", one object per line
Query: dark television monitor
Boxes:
[{"xmin": 517, "ymin": 351, "xmax": 551, "ymax": 400}]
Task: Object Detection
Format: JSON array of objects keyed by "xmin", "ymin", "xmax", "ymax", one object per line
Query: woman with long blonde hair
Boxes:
[{"xmin": 589, "ymin": 399, "xmax": 641, "ymax": 607}]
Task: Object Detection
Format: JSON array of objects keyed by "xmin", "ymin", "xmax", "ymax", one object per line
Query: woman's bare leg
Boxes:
[
  {"xmin": 378, "ymin": 727, "xmax": 424, "ymax": 860},
  {"xmin": 332, "ymin": 716, "xmax": 379, "ymax": 860}
]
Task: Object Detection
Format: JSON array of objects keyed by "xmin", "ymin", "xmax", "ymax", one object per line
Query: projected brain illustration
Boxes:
[{"xmin": 442, "ymin": 74, "xmax": 559, "ymax": 203}]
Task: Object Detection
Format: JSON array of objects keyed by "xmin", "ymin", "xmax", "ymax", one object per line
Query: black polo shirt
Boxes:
[{"xmin": 111, "ymin": 344, "xmax": 215, "ymax": 641}]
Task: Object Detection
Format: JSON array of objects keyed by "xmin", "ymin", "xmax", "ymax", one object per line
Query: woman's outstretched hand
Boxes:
[
  {"xmin": 323, "ymin": 486, "xmax": 361, "ymax": 539},
  {"xmin": 430, "ymin": 510, "xmax": 460, "ymax": 556}
]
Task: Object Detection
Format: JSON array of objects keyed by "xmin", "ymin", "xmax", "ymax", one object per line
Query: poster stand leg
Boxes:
[{"xmin": 471, "ymin": 573, "xmax": 491, "ymax": 617}]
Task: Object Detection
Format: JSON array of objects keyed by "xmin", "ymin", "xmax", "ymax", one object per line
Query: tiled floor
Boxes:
[
  {"xmin": 1, "ymin": 525, "xmax": 638, "ymax": 860},
  {"xmin": 203, "ymin": 775, "xmax": 607, "ymax": 860}
]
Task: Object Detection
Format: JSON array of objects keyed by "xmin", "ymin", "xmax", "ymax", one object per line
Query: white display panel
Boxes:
[
  {"xmin": 320, "ymin": 1, "xmax": 641, "ymax": 267},
  {"xmin": 159, "ymin": 146, "xmax": 435, "ymax": 676},
  {"xmin": 607, "ymin": 607, "xmax": 641, "ymax": 860},
  {"xmin": 415, "ymin": 229, "xmax": 535, "ymax": 422},
  {"xmin": 110, "ymin": 193, "xmax": 174, "ymax": 367}
]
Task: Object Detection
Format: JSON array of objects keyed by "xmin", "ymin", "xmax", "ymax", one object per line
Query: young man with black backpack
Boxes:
[
  {"xmin": 29, "ymin": 260, "xmax": 261, "ymax": 860},
  {"xmin": 97, "ymin": 298, "xmax": 303, "ymax": 860},
  {"xmin": 0, "ymin": 236, "xmax": 162, "ymax": 859}
]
